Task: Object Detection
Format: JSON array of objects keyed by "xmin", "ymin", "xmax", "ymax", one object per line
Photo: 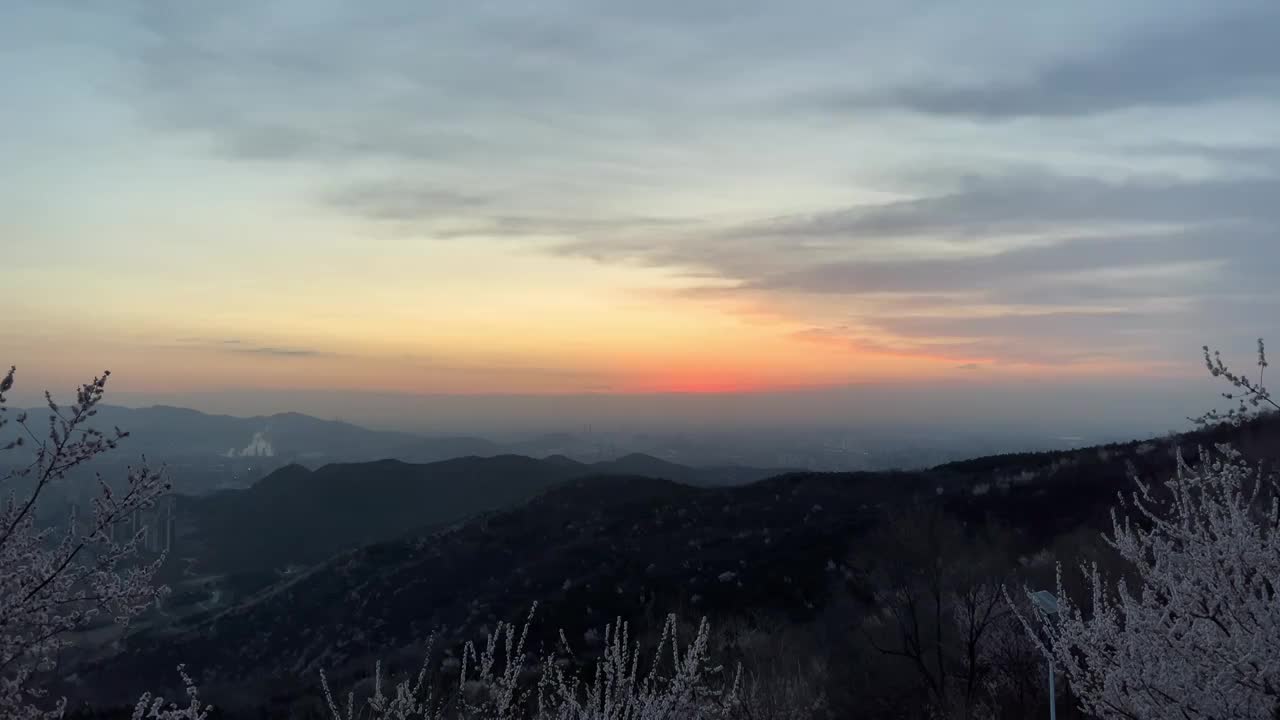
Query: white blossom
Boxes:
[
  {"xmin": 1192, "ymin": 339, "xmax": 1277, "ymax": 426},
  {"xmin": 0, "ymin": 367, "xmax": 172, "ymax": 718},
  {"xmin": 1016, "ymin": 445, "xmax": 1280, "ymax": 719},
  {"xmin": 130, "ymin": 665, "xmax": 212, "ymax": 720},
  {"xmin": 320, "ymin": 605, "xmax": 740, "ymax": 720}
]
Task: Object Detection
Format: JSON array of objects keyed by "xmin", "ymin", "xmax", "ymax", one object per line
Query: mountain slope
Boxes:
[
  {"xmin": 173, "ymin": 455, "xmax": 591, "ymax": 578},
  {"xmin": 169, "ymin": 453, "xmax": 795, "ymax": 584},
  {"xmin": 580, "ymin": 452, "xmax": 798, "ymax": 486},
  {"xmin": 82, "ymin": 470, "xmax": 893, "ymax": 708},
  {"xmin": 82, "ymin": 415, "xmax": 1280, "ymax": 711}
]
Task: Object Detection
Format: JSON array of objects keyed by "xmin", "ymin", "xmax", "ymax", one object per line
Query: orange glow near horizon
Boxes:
[
  {"xmin": 2, "ymin": 233, "xmax": 1189, "ymax": 401},
  {"xmin": 0, "ymin": 303, "xmax": 1186, "ymax": 402}
]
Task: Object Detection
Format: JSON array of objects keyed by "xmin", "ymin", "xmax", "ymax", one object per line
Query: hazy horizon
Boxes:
[{"xmin": 4, "ymin": 376, "xmax": 1210, "ymax": 441}]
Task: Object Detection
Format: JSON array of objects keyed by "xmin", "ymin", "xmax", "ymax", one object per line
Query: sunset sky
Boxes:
[{"xmin": 3, "ymin": 1, "xmax": 1278, "ymax": 423}]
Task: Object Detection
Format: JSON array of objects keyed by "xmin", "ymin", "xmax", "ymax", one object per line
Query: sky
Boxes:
[{"xmin": 2, "ymin": 1, "xmax": 1278, "ymax": 433}]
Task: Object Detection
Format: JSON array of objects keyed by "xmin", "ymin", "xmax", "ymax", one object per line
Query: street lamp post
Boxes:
[{"xmin": 1031, "ymin": 590, "xmax": 1060, "ymax": 720}]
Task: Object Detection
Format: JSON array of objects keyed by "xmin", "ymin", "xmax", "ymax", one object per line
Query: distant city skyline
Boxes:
[{"xmin": 4, "ymin": 2, "xmax": 1277, "ymax": 425}]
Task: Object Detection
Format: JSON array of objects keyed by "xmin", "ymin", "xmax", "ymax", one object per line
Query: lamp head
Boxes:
[{"xmin": 1031, "ymin": 590, "xmax": 1059, "ymax": 615}]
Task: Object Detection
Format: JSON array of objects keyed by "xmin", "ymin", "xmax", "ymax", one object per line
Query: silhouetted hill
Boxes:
[
  {"xmin": 934, "ymin": 413, "xmax": 1280, "ymax": 541},
  {"xmin": 0, "ymin": 405, "xmax": 486, "ymax": 500},
  {"xmin": 4, "ymin": 405, "xmax": 426, "ymax": 462},
  {"xmin": 1, "ymin": 405, "xmax": 524, "ymax": 480},
  {"xmin": 167, "ymin": 453, "xmax": 798, "ymax": 586},
  {"xmin": 80, "ymin": 470, "xmax": 891, "ymax": 709},
  {"xmin": 2, "ymin": 406, "xmax": 797, "ymax": 507},
  {"xmin": 74, "ymin": 415, "xmax": 1280, "ymax": 712},
  {"xmin": 172, "ymin": 455, "xmax": 590, "ymax": 579},
  {"xmin": 541, "ymin": 453, "xmax": 581, "ymax": 467},
  {"xmin": 585, "ymin": 452, "xmax": 798, "ymax": 486}
]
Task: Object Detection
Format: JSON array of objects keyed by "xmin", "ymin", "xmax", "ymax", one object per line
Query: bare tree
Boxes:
[{"xmin": 861, "ymin": 508, "xmax": 1024, "ymax": 719}]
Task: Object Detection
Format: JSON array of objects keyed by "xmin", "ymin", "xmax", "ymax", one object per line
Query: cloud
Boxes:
[
  {"xmin": 746, "ymin": 232, "xmax": 1249, "ymax": 298},
  {"xmin": 661, "ymin": 168, "xmax": 1280, "ymax": 367},
  {"xmin": 175, "ymin": 338, "xmax": 332, "ymax": 358},
  {"xmin": 873, "ymin": 310, "xmax": 1173, "ymax": 343},
  {"xmin": 794, "ymin": 318, "xmax": 1184, "ymax": 368},
  {"xmin": 954, "ymin": 363, "xmax": 981, "ymax": 371},
  {"xmin": 1132, "ymin": 142, "xmax": 1280, "ymax": 175},
  {"xmin": 230, "ymin": 346, "xmax": 328, "ymax": 358},
  {"xmin": 522, "ymin": 170, "xmax": 1280, "ymax": 306},
  {"xmin": 122, "ymin": 1, "xmax": 715, "ymax": 168},
  {"xmin": 322, "ymin": 182, "xmax": 492, "ymax": 222},
  {"xmin": 318, "ymin": 178, "xmax": 698, "ymax": 240},
  {"xmin": 529, "ymin": 164, "xmax": 1280, "ymax": 368},
  {"xmin": 820, "ymin": 5, "xmax": 1280, "ymax": 118},
  {"xmin": 725, "ymin": 173, "xmax": 1280, "ymax": 243},
  {"xmin": 431, "ymin": 214, "xmax": 697, "ymax": 242},
  {"xmin": 397, "ymin": 354, "xmax": 619, "ymax": 383},
  {"xmin": 537, "ymin": 169, "xmax": 1279, "ymax": 309}
]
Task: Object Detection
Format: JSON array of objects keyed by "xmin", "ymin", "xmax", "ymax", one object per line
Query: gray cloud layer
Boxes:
[
  {"xmin": 731, "ymin": 174, "xmax": 1280, "ymax": 241},
  {"xmin": 825, "ymin": 3, "xmax": 1280, "ymax": 118},
  {"xmin": 13, "ymin": 0, "xmax": 1280, "ymax": 371}
]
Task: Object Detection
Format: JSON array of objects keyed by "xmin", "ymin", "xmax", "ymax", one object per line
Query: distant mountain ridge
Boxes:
[
  {"xmin": 3, "ymin": 404, "xmax": 435, "ymax": 462},
  {"xmin": 167, "ymin": 452, "xmax": 798, "ymax": 587},
  {"xmin": 4, "ymin": 402, "xmax": 1113, "ymax": 479},
  {"xmin": 1, "ymin": 404, "xmax": 504, "ymax": 500},
  {"xmin": 5, "ymin": 404, "xmax": 801, "ymax": 472}
]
